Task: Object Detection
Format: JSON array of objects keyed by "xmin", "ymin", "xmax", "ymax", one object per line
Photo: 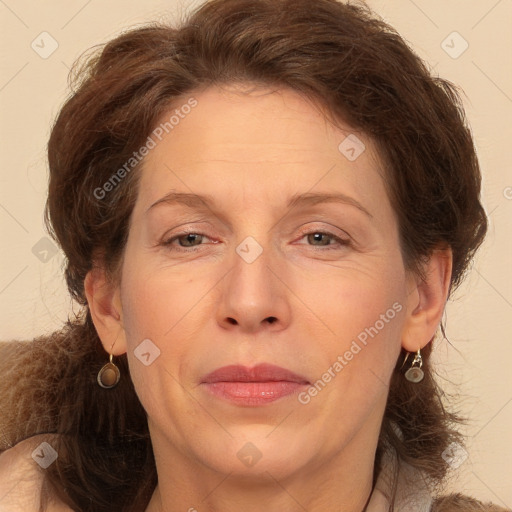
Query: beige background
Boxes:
[{"xmin": 0, "ymin": 0, "xmax": 510, "ymax": 507}]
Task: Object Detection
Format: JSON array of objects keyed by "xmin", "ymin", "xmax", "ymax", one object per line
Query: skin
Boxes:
[{"xmin": 85, "ymin": 84, "xmax": 452, "ymax": 512}]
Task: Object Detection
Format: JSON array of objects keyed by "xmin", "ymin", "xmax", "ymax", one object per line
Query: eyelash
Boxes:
[{"xmin": 160, "ymin": 228, "xmax": 351, "ymax": 253}]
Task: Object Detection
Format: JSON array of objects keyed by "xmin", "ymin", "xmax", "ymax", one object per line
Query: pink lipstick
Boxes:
[{"xmin": 201, "ymin": 363, "xmax": 309, "ymax": 406}]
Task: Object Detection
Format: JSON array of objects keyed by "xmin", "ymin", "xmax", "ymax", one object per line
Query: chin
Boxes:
[{"xmin": 194, "ymin": 429, "xmax": 319, "ymax": 480}]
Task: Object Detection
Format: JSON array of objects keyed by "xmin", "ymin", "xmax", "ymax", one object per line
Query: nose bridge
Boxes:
[
  {"xmin": 231, "ymin": 232, "xmax": 276, "ymax": 305},
  {"xmin": 218, "ymin": 230, "xmax": 290, "ymax": 331}
]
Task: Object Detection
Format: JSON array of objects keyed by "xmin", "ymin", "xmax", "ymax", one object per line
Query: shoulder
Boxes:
[
  {"xmin": 0, "ymin": 435, "xmax": 72, "ymax": 512},
  {"xmin": 380, "ymin": 455, "xmax": 510, "ymax": 512},
  {"xmin": 432, "ymin": 493, "xmax": 511, "ymax": 512}
]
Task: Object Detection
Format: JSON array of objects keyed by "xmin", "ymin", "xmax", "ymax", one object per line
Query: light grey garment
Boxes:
[{"xmin": 366, "ymin": 449, "xmax": 434, "ymax": 512}]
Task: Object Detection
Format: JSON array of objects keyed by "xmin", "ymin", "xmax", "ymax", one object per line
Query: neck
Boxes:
[{"xmin": 145, "ymin": 426, "xmax": 379, "ymax": 512}]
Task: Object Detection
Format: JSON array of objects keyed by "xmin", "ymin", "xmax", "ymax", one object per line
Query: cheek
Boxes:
[
  {"xmin": 302, "ymin": 257, "xmax": 406, "ymax": 343},
  {"xmin": 118, "ymin": 261, "xmax": 198, "ymax": 421},
  {"xmin": 297, "ymin": 254, "xmax": 407, "ymax": 395},
  {"xmin": 119, "ymin": 257, "xmax": 210, "ymax": 345},
  {"xmin": 117, "ymin": 252, "xmax": 221, "ymax": 402}
]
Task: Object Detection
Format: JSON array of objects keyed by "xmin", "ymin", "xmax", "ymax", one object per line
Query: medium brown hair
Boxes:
[{"xmin": 0, "ymin": 0, "xmax": 488, "ymax": 510}]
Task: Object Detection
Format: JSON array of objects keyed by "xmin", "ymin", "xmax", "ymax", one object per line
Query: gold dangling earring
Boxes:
[
  {"xmin": 401, "ymin": 349, "xmax": 424, "ymax": 383},
  {"xmin": 97, "ymin": 353, "xmax": 121, "ymax": 389}
]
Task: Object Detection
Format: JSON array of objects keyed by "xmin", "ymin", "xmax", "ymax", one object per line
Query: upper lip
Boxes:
[{"xmin": 202, "ymin": 363, "xmax": 310, "ymax": 384}]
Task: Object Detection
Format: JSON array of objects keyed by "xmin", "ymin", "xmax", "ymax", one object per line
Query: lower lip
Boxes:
[{"xmin": 201, "ymin": 381, "xmax": 308, "ymax": 405}]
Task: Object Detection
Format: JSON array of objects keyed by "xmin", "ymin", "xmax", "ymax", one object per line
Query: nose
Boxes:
[{"xmin": 216, "ymin": 237, "xmax": 291, "ymax": 334}]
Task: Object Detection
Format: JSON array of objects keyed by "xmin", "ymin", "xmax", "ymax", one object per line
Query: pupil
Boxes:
[
  {"xmin": 310, "ymin": 233, "xmax": 327, "ymax": 245},
  {"xmin": 184, "ymin": 234, "xmax": 199, "ymax": 246}
]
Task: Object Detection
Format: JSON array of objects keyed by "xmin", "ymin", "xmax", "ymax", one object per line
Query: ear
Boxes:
[
  {"xmin": 401, "ymin": 247, "xmax": 453, "ymax": 352},
  {"xmin": 84, "ymin": 265, "xmax": 127, "ymax": 356}
]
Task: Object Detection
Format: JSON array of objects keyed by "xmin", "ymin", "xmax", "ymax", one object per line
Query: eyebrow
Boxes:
[{"xmin": 146, "ymin": 191, "xmax": 372, "ymax": 219}]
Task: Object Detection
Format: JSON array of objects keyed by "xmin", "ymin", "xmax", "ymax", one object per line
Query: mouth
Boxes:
[
  {"xmin": 202, "ymin": 363, "xmax": 310, "ymax": 384},
  {"xmin": 200, "ymin": 363, "xmax": 310, "ymax": 406}
]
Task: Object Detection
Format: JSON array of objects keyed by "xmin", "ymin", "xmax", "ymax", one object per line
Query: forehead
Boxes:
[{"xmin": 133, "ymin": 84, "xmax": 389, "ymax": 218}]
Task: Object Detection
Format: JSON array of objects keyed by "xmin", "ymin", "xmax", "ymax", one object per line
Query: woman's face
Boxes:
[{"xmin": 111, "ymin": 84, "xmax": 418, "ymax": 480}]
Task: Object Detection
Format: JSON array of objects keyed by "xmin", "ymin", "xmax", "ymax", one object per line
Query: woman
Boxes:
[{"xmin": 0, "ymin": 0, "xmax": 508, "ymax": 510}]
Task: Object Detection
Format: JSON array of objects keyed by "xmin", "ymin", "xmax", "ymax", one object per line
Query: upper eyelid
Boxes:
[
  {"xmin": 162, "ymin": 222, "xmax": 350, "ymax": 238},
  {"xmin": 162, "ymin": 227, "xmax": 351, "ymax": 248}
]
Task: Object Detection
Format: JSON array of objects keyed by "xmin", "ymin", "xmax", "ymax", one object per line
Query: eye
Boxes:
[
  {"xmin": 160, "ymin": 228, "xmax": 351, "ymax": 253},
  {"xmin": 296, "ymin": 229, "xmax": 351, "ymax": 250},
  {"xmin": 161, "ymin": 232, "xmax": 214, "ymax": 252}
]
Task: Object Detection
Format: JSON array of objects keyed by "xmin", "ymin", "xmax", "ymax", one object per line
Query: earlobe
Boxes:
[
  {"xmin": 84, "ymin": 266, "xmax": 127, "ymax": 356},
  {"xmin": 401, "ymin": 248, "xmax": 453, "ymax": 352}
]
